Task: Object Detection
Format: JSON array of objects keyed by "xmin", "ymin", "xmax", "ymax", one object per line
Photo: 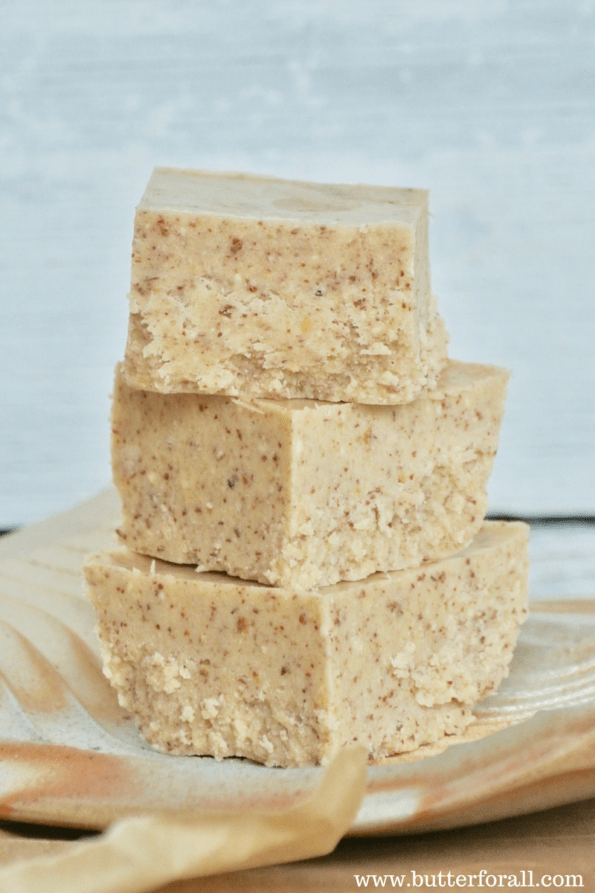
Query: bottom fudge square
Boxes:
[{"xmin": 84, "ymin": 521, "xmax": 529, "ymax": 768}]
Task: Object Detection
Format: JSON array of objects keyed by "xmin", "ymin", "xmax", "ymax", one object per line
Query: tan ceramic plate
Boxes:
[{"xmin": 1, "ymin": 489, "xmax": 595, "ymax": 835}]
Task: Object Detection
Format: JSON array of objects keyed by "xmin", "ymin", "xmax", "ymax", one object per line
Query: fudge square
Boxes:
[
  {"xmin": 111, "ymin": 359, "xmax": 510, "ymax": 589},
  {"xmin": 122, "ymin": 167, "xmax": 448, "ymax": 405},
  {"xmin": 84, "ymin": 521, "xmax": 529, "ymax": 768}
]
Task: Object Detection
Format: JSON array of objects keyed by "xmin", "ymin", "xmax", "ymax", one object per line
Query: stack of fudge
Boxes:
[{"xmin": 83, "ymin": 169, "xmax": 529, "ymax": 768}]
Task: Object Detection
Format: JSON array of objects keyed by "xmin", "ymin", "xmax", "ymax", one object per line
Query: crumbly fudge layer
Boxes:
[
  {"xmin": 122, "ymin": 167, "xmax": 448, "ymax": 404},
  {"xmin": 112, "ymin": 359, "xmax": 509, "ymax": 588},
  {"xmin": 84, "ymin": 522, "xmax": 529, "ymax": 768}
]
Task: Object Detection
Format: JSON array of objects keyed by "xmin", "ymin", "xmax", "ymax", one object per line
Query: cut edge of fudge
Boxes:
[{"xmin": 83, "ymin": 520, "xmax": 529, "ymax": 768}]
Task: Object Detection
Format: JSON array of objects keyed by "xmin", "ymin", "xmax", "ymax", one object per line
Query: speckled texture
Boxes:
[
  {"xmin": 111, "ymin": 359, "xmax": 509, "ymax": 588},
  {"xmin": 83, "ymin": 521, "xmax": 529, "ymax": 768},
  {"xmin": 122, "ymin": 168, "xmax": 448, "ymax": 405}
]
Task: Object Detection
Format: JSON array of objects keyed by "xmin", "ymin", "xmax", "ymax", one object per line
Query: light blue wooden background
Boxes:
[{"xmin": 1, "ymin": 0, "xmax": 594, "ymax": 526}]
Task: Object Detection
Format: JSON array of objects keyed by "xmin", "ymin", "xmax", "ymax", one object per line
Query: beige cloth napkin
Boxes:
[{"xmin": 0, "ymin": 746, "xmax": 366, "ymax": 893}]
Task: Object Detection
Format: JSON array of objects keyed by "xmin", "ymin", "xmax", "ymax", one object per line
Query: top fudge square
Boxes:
[{"xmin": 123, "ymin": 168, "xmax": 448, "ymax": 404}]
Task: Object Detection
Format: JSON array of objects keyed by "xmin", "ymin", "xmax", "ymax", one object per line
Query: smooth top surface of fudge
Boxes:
[
  {"xmin": 124, "ymin": 168, "xmax": 446, "ymax": 404},
  {"xmin": 139, "ymin": 167, "xmax": 428, "ymax": 227},
  {"xmin": 85, "ymin": 521, "xmax": 529, "ymax": 767},
  {"xmin": 112, "ymin": 359, "xmax": 509, "ymax": 588}
]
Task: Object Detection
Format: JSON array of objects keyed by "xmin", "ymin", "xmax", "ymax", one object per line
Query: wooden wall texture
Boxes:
[{"xmin": 1, "ymin": 0, "xmax": 594, "ymax": 525}]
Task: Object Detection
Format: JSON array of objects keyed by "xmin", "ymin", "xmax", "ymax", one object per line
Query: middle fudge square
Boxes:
[{"xmin": 113, "ymin": 359, "xmax": 509, "ymax": 589}]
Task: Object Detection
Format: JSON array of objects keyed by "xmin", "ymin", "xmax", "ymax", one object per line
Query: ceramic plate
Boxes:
[{"xmin": 1, "ymin": 489, "xmax": 595, "ymax": 834}]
